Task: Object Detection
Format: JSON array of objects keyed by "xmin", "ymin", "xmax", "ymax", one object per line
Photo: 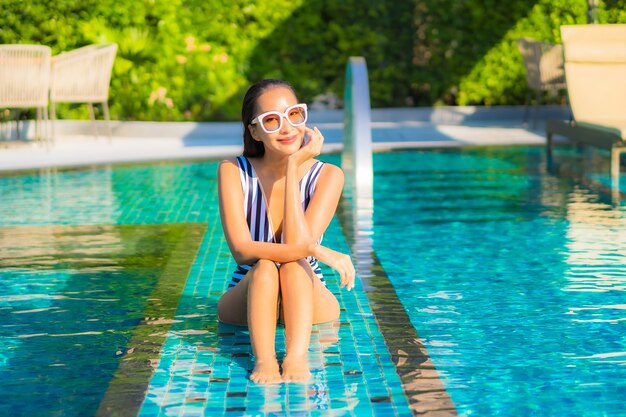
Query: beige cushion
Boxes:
[{"xmin": 561, "ymin": 25, "xmax": 626, "ymax": 126}]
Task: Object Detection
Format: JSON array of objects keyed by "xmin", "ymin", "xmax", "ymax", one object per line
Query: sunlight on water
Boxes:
[
  {"xmin": 372, "ymin": 148, "xmax": 626, "ymax": 416},
  {"xmin": 1, "ymin": 148, "xmax": 625, "ymax": 416}
]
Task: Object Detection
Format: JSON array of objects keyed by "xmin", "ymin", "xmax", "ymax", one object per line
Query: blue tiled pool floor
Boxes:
[
  {"xmin": 135, "ymin": 217, "xmax": 421, "ymax": 417},
  {"xmin": 0, "ymin": 158, "xmax": 456, "ymax": 416}
]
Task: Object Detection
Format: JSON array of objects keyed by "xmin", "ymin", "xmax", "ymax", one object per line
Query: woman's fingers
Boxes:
[
  {"xmin": 321, "ymin": 247, "xmax": 355, "ymax": 292},
  {"xmin": 304, "ymin": 127, "xmax": 324, "ymax": 154},
  {"xmin": 341, "ymin": 274, "xmax": 354, "ymax": 291},
  {"xmin": 338, "ymin": 258, "xmax": 355, "ymax": 291},
  {"xmin": 313, "ymin": 126, "xmax": 324, "ymax": 141},
  {"xmin": 346, "ymin": 269, "xmax": 355, "ymax": 291},
  {"xmin": 305, "ymin": 126, "xmax": 320, "ymax": 138}
]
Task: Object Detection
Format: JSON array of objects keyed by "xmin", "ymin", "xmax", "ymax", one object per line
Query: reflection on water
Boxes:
[
  {"xmin": 564, "ymin": 191, "xmax": 626, "ymax": 293},
  {"xmin": 0, "ymin": 225, "xmax": 125, "ymax": 270},
  {"xmin": 560, "ymin": 190, "xmax": 626, "ymax": 369},
  {"xmin": 0, "ymin": 167, "xmax": 119, "ymax": 225},
  {"xmin": 140, "ymin": 317, "xmax": 347, "ymax": 415},
  {"xmin": 549, "ymin": 145, "xmax": 626, "ymax": 204},
  {"xmin": 0, "ymin": 223, "xmax": 205, "ymax": 417},
  {"xmin": 372, "ymin": 147, "xmax": 626, "ymax": 416}
]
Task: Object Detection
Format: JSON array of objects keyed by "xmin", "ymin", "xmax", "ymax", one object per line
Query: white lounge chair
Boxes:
[
  {"xmin": 546, "ymin": 24, "xmax": 626, "ymax": 187},
  {"xmin": 0, "ymin": 44, "xmax": 51, "ymax": 142},
  {"xmin": 50, "ymin": 43, "xmax": 118, "ymax": 141}
]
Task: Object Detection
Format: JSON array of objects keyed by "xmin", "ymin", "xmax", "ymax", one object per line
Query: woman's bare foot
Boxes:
[
  {"xmin": 250, "ymin": 358, "xmax": 282, "ymax": 384},
  {"xmin": 281, "ymin": 355, "xmax": 311, "ymax": 382}
]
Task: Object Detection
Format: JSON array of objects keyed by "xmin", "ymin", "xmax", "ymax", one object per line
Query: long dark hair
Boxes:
[{"xmin": 241, "ymin": 79, "xmax": 297, "ymax": 157}]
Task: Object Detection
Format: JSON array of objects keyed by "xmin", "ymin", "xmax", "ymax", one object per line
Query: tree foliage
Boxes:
[{"xmin": 1, "ymin": 0, "xmax": 624, "ymax": 120}]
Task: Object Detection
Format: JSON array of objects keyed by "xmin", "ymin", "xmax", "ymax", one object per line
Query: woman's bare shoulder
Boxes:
[
  {"xmin": 219, "ymin": 157, "xmax": 239, "ymax": 169},
  {"xmin": 220, "ymin": 157, "xmax": 239, "ymax": 166},
  {"xmin": 318, "ymin": 161, "xmax": 344, "ymax": 179},
  {"xmin": 218, "ymin": 158, "xmax": 240, "ymax": 178}
]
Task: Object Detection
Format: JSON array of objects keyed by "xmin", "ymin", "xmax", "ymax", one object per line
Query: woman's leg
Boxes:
[
  {"xmin": 279, "ymin": 260, "xmax": 340, "ymax": 382},
  {"xmin": 217, "ymin": 259, "xmax": 281, "ymax": 384},
  {"xmin": 312, "ymin": 280, "xmax": 340, "ymax": 325}
]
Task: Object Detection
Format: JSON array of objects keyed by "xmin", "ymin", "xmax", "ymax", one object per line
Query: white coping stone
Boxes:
[
  {"xmin": 0, "ymin": 106, "xmax": 557, "ymax": 172},
  {"xmin": 0, "ymin": 124, "xmax": 546, "ymax": 172}
]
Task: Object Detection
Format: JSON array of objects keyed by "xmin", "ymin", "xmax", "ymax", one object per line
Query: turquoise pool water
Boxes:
[
  {"xmin": 1, "ymin": 146, "xmax": 625, "ymax": 416},
  {"xmin": 373, "ymin": 148, "xmax": 626, "ymax": 416}
]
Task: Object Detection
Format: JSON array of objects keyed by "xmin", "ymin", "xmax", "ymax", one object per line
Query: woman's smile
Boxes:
[{"xmin": 277, "ymin": 134, "xmax": 298, "ymax": 145}]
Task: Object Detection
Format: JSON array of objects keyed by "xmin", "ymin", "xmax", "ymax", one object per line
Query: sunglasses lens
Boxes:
[
  {"xmin": 256, "ymin": 105, "xmax": 307, "ymax": 133},
  {"xmin": 261, "ymin": 113, "xmax": 281, "ymax": 132},
  {"xmin": 287, "ymin": 105, "xmax": 306, "ymax": 126}
]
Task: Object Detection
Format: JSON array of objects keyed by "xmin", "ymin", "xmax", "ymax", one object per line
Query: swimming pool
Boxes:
[{"xmin": 0, "ymin": 146, "xmax": 625, "ymax": 416}]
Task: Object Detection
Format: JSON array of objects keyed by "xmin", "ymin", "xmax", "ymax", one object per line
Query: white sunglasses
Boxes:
[{"xmin": 251, "ymin": 103, "xmax": 308, "ymax": 133}]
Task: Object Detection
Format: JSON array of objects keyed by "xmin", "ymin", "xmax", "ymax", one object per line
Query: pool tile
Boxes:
[
  {"xmin": 0, "ymin": 160, "xmax": 454, "ymax": 416},
  {"xmin": 137, "ymin": 221, "xmax": 417, "ymax": 416}
]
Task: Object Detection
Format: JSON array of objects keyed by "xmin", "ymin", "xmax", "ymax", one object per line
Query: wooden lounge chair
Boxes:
[{"xmin": 546, "ymin": 24, "xmax": 626, "ymax": 185}]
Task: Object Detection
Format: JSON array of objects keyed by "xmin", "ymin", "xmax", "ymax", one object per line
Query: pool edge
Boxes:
[{"xmin": 337, "ymin": 198, "xmax": 459, "ymax": 416}]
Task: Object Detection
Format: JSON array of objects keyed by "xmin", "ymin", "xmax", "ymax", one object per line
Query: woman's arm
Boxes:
[
  {"xmin": 218, "ymin": 159, "xmax": 318, "ymax": 265},
  {"xmin": 282, "ymin": 128, "xmax": 355, "ymax": 290},
  {"xmin": 283, "ymin": 157, "xmax": 311, "ymax": 244},
  {"xmin": 283, "ymin": 127, "xmax": 343, "ymax": 244},
  {"xmin": 283, "ymin": 159, "xmax": 354, "ymax": 290}
]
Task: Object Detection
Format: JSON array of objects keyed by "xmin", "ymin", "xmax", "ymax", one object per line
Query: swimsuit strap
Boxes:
[
  {"xmin": 300, "ymin": 160, "xmax": 325, "ymax": 209},
  {"xmin": 236, "ymin": 156, "xmax": 274, "ymax": 243}
]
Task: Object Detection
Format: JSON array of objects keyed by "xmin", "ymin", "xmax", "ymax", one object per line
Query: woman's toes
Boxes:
[
  {"xmin": 250, "ymin": 359, "xmax": 282, "ymax": 384},
  {"xmin": 281, "ymin": 355, "xmax": 311, "ymax": 382}
]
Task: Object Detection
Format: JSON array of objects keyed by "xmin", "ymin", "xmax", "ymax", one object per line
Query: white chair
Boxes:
[
  {"xmin": 546, "ymin": 24, "xmax": 626, "ymax": 190},
  {"xmin": 50, "ymin": 43, "xmax": 117, "ymax": 141},
  {"xmin": 0, "ymin": 44, "xmax": 51, "ymax": 142}
]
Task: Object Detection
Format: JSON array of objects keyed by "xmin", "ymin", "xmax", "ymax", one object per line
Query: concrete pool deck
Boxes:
[{"xmin": 0, "ymin": 105, "xmax": 569, "ymax": 172}]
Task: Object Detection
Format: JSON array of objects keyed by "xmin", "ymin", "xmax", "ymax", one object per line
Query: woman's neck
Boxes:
[{"xmin": 258, "ymin": 152, "xmax": 290, "ymax": 178}]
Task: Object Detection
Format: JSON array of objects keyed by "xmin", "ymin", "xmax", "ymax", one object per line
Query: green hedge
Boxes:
[
  {"xmin": 414, "ymin": 0, "xmax": 626, "ymax": 106},
  {"xmin": 1, "ymin": 0, "xmax": 624, "ymax": 120}
]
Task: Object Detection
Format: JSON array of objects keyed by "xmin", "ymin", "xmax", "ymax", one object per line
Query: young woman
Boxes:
[{"xmin": 217, "ymin": 79, "xmax": 355, "ymax": 384}]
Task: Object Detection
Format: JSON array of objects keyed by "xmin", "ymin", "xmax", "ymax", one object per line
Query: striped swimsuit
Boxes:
[{"xmin": 228, "ymin": 155, "xmax": 326, "ymax": 289}]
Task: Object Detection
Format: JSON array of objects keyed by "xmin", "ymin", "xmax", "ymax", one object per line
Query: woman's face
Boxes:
[{"xmin": 248, "ymin": 86, "xmax": 306, "ymax": 156}]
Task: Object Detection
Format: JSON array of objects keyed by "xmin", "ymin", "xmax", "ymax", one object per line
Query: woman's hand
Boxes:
[
  {"xmin": 289, "ymin": 126, "xmax": 324, "ymax": 166},
  {"xmin": 313, "ymin": 244, "xmax": 356, "ymax": 291}
]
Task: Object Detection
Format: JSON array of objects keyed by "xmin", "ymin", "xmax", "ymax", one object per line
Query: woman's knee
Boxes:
[
  {"xmin": 249, "ymin": 259, "xmax": 279, "ymax": 288},
  {"xmin": 279, "ymin": 259, "xmax": 309, "ymax": 275},
  {"xmin": 256, "ymin": 258, "xmax": 277, "ymax": 270},
  {"xmin": 279, "ymin": 260, "xmax": 313, "ymax": 288}
]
